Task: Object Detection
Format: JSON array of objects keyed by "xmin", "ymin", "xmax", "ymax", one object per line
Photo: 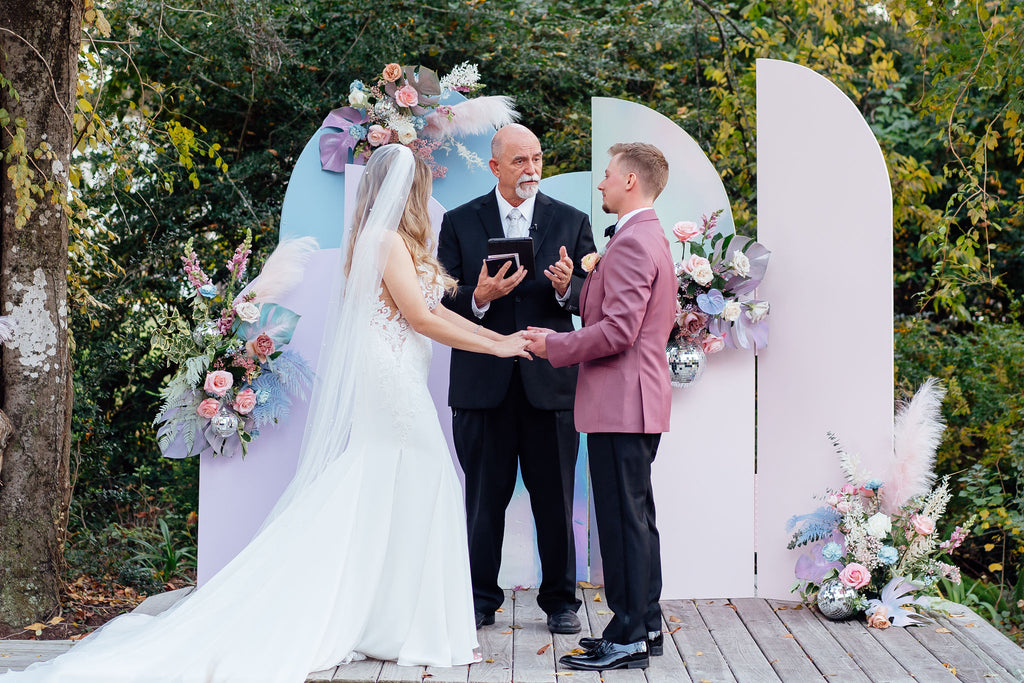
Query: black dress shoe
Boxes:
[
  {"xmin": 547, "ymin": 608, "xmax": 581, "ymax": 634},
  {"xmin": 475, "ymin": 610, "xmax": 495, "ymax": 629},
  {"xmin": 560, "ymin": 639, "xmax": 649, "ymax": 671},
  {"xmin": 579, "ymin": 630, "xmax": 663, "ymax": 656}
]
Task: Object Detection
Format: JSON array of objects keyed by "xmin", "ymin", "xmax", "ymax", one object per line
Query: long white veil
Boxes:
[{"xmin": 264, "ymin": 143, "xmax": 415, "ymax": 522}]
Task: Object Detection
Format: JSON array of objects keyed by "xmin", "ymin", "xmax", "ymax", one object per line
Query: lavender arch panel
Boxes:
[
  {"xmin": 593, "ymin": 97, "xmax": 755, "ymax": 599},
  {"xmin": 755, "ymin": 58, "xmax": 894, "ymax": 599}
]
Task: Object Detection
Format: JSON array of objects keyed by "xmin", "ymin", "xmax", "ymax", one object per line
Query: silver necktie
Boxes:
[{"xmin": 507, "ymin": 207, "xmax": 525, "ymax": 238}]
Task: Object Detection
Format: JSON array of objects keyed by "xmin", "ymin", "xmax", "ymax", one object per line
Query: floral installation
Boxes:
[
  {"xmin": 152, "ymin": 232, "xmax": 317, "ymax": 458},
  {"xmin": 669, "ymin": 209, "xmax": 771, "ymax": 356},
  {"xmin": 786, "ymin": 378, "xmax": 970, "ymax": 628},
  {"xmin": 319, "ymin": 61, "xmax": 518, "ymax": 178}
]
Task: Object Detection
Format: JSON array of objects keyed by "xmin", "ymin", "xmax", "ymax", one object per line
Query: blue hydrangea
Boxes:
[
  {"xmin": 865, "ymin": 479, "xmax": 884, "ymax": 490},
  {"xmin": 255, "ymin": 389, "xmax": 270, "ymax": 405},
  {"xmin": 349, "ymin": 79, "xmax": 365, "ymax": 92},
  {"xmin": 822, "ymin": 541, "xmax": 843, "ymax": 562},
  {"xmin": 198, "ymin": 284, "xmax": 217, "ymax": 298},
  {"xmin": 878, "ymin": 545, "xmax": 899, "ymax": 565},
  {"xmin": 412, "ymin": 115, "xmax": 427, "ymax": 131},
  {"xmin": 349, "ymin": 124, "xmax": 367, "ymax": 140}
]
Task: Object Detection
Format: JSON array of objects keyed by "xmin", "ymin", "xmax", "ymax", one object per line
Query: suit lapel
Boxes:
[
  {"xmin": 476, "ymin": 191, "xmax": 505, "ymax": 241},
  {"xmin": 530, "ymin": 193, "xmax": 552, "ymax": 256}
]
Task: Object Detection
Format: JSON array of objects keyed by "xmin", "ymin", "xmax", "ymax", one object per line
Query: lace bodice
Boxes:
[{"xmin": 369, "ymin": 268, "xmax": 445, "ymax": 353}]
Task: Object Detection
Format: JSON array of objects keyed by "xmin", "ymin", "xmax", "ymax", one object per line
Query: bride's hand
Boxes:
[{"xmin": 493, "ymin": 331, "xmax": 532, "ymax": 359}]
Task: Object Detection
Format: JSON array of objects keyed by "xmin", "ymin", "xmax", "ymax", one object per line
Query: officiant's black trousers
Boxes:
[
  {"xmin": 587, "ymin": 432, "xmax": 664, "ymax": 645},
  {"xmin": 453, "ymin": 365, "xmax": 581, "ymax": 617}
]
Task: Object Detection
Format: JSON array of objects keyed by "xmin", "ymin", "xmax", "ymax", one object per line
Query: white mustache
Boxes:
[{"xmin": 517, "ymin": 173, "xmax": 540, "ymax": 186}]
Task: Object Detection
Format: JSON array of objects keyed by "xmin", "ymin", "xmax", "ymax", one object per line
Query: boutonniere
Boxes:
[{"xmin": 581, "ymin": 252, "xmax": 601, "ymax": 273}]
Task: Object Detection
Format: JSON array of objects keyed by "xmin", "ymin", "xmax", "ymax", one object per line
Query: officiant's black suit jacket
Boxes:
[{"xmin": 438, "ymin": 190, "xmax": 595, "ymax": 410}]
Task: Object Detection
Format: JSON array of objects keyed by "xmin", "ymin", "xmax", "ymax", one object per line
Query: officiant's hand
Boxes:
[
  {"xmin": 544, "ymin": 246, "xmax": 573, "ymax": 297},
  {"xmin": 474, "ymin": 260, "xmax": 527, "ymax": 307},
  {"xmin": 524, "ymin": 326, "xmax": 555, "ymax": 359}
]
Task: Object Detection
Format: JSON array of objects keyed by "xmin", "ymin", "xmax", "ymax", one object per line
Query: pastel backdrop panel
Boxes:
[
  {"xmin": 591, "ymin": 97, "xmax": 756, "ymax": 598},
  {"xmin": 755, "ymin": 58, "xmax": 894, "ymax": 599}
]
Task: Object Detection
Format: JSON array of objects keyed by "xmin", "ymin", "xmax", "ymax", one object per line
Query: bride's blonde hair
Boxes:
[{"xmin": 345, "ymin": 148, "xmax": 456, "ymax": 293}]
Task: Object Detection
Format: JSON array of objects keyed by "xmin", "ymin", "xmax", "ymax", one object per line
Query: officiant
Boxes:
[{"xmin": 438, "ymin": 124, "xmax": 596, "ymax": 634}]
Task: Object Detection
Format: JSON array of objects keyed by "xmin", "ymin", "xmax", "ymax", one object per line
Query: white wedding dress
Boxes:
[{"xmin": 4, "ymin": 270, "xmax": 478, "ymax": 680}]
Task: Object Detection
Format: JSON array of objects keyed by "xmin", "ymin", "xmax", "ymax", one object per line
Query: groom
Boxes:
[
  {"xmin": 438, "ymin": 124, "xmax": 595, "ymax": 634},
  {"xmin": 525, "ymin": 142, "xmax": 677, "ymax": 671}
]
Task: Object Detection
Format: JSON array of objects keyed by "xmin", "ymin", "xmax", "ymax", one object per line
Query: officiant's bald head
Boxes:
[{"xmin": 490, "ymin": 124, "xmax": 543, "ymax": 205}]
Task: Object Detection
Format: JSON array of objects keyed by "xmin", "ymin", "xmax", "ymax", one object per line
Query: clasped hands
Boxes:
[{"xmin": 473, "ymin": 246, "xmax": 574, "ymax": 308}]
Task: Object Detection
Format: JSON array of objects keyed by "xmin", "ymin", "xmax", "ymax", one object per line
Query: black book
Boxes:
[{"xmin": 487, "ymin": 237, "xmax": 535, "ymax": 279}]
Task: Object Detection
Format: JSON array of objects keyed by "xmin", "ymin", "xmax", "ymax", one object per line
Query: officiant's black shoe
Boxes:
[
  {"xmin": 475, "ymin": 610, "xmax": 495, "ymax": 629},
  {"xmin": 559, "ymin": 639, "xmax": 648, "ymax": 670},
  {"xmin": 547, "ymin": 608, "xmax": 581, "ymax": 634},
  {"xmin": 579, "ymin": 630, "xmax": 663, "ymax": 656}
]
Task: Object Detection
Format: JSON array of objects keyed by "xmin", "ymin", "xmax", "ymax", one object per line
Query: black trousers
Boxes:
[
  {"xmin": 453, "ymin": 364, "xmax": 581, "ymax": 616},
  {"xmin": 587, "ymin": 432, "xmax": 663, "ymax": 645}
]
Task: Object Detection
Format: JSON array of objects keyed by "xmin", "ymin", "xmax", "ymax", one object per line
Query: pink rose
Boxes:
[
  {"xmin": 841, "ymin": 484, "xmax": 856, "ymax": 495},
  {"xmin": 247, "ymin": 333, "xmax": 275, "ymax": 362},
  {"xmin": 672, "ymin": 221, "xmax": 702, "ymax": 242},
  {"xmin": 682, "ymin": 254, "xmax": 710, "ymax": 275},
  {"xmin": 197, "ymin": 398, "xmax": 220, "ymax": 419},
  {"xmin": 366, "ymin": 124, "xmax": 391, "ymax": 147},
  {"xmin": 204, "ymin": 370, "xmax": 233, "ymax": 397},
  {"xmin": 233, "ymin": 388, "xmax": 258, "ymax": 415},
  {"xmin": 701, "ymin": 334, "xmax": 725, "ymax": 354},
  {"xmin": 382, "ymin": 63, "xmax": 402, "ymax": 82},
  {"xmin": 867, "ymin": 606, "xmax": 890, "ymax": 629},
  {"xmin": 826, "ymin": 493, "xmax": 840, "ymax": 506},
  {"xmin": 911, "ymin": 514, "xmax": 936, "ymax": 536},
  {"xmin": 680, "ymin": 310, "xmax": 709, "ymax": 337},
  {"xmin": 394, "ymin": 85, "xmax": 419, "ymax": 108},
  {"xmin": 836, "ymin": 501, "xmax": 851, "ymax": 513},
  {"xmin": 838, "ymin": 562, "xmax": 871, "ymax": 589}
]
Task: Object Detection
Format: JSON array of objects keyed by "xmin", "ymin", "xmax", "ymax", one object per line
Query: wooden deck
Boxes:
[{"xmin": 3, "ymin": 587, "xmax": 1023, "ymax": 681}]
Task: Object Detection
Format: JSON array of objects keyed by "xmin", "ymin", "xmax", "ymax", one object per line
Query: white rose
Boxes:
[
  {"xmin": 394, "ymin": 120, "xmax": 417, "ymax": 145},
  {"xmin": 691, "ymin": 263, "xmax": 714, "ymax": 287},
  {"xmin": 864, "ymin": 512, "xmax": 892, "ymax": 538},
  {"xmin": 348, "ymin": 89, "xmax": 369, "ymax": 108},
  {"xmin": 747, "ymin": 301, "xmax": 770, "ymax": 323},
  {"xmin": 721, "ymin": 300, "xmax": 742, "ymax": 322},
  {"xmin": 730, "ymin": 251, "xmax": 751, "ymax": 277},
  {"xmin": 234, "ymin": 301, "xmax": 260, "ymax": 324}
]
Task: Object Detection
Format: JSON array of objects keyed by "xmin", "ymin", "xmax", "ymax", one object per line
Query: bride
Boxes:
[{"xmin": 4, "ymin": 144, "xmax": 531, "ymax": 682}]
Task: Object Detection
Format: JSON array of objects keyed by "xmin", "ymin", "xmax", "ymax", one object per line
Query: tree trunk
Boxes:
[{"xmin": 0, "ymin": 0, "xmax": 81, "ymax": 626}]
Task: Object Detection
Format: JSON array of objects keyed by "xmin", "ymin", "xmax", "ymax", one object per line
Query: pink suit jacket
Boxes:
[{"xmin": 546, "ymin": 209, "xmax": 677, "ymax": 434}]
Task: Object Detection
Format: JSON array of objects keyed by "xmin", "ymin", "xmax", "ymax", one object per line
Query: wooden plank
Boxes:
[
  {"xmin": 815, "ymin": 613, "xmax": 915, "ymax": 682},
  {"xmin": 377, "ymin": 660, "xmax": 422, "ymax": 682},
  {"xmin": 862, "ymin": 625, "xmax": 959, "ymax": 682},
  {"xmin": 551, "ymin": 588, "xmax": 600, "ymax": 683},
  {"xmin": 0, "ymin": 640, "xmax": 73, "ymax": 672},
  {"xmin": 306, "ymin": 666, "xmax": 338, "ymax": 682},
  {"xmin": 731, "ymin": 598, "xmax": 822, "ymax": 681},
  {"xmin": 662, "ymin": 599, "xmax": 737, "ymax": 682},
  {"xmin": 580, "ymin": 587, "xmax": 644, "ymax": 682},
  {"xmin": 695, "ymin": 599, "xmax": 780, "ymax": 682},
  {"xmin": 468, "ymin": 590, "xmax": 512, "ymax": 683},
  {"xmin": 933, "ymin": 615, "xmax": 1017, "ymax": 682},
  {"xmin": 942, "ymin": 605, "xmax": 1024, "ymax": 680},
  {"xmin": 766, "ymin": 600, "xmax": 870, "ymax": 682},
  {"xmin": 331, "ymin": 658, "xmax": 382, "ymax": 683},
  {"xmin": 645, "ymin": 612, "xmax": 693, "ymax": 683},
  {"xmin": 908, "ymin": 621, "xmax": 1010, "ymax": 682},
  {"xmin": 510, "ymin": 589, "xmax": 557, "ymax": 683}
]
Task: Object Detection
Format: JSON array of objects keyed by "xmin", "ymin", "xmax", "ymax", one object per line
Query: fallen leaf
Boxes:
[
  {"xmin": 578, "ymin": 581, "xmax": 600, "ymax": 589},
  {"xmin": 69, "ymin": 634, "xmax": 86, "ymax": 641},
  {"xmin": 669, "ymin": 627, "xmax": 681, "ymax": 634},
  {"xmin": 554, "ymin": 673, "xmax": 575, "ymax": 676},
  {"xmin": 511, "ymin": 624, "xmax": 523, "ymax": 629},
  {"xmin": 501, "ymin": 630, "xmax": 513, "ymax": 634},
  {"xmin": 727, "ymin": 604, "xmax": 737, "ymax": 611},
  {"xmin": 965, "ymin": 623, "xmax": 977, "ymax": 627},
  {"xmin": 936, "ymin": 627, "xmax": 952, "ymax": 634},
  {"xmin": 422, "ymin": 674, "xmax": 433, "ymax": 679},
  {"xmin": 596, "ymin": 610, "xmax": 611, "ymax": 615},
  {"xmin": 537, "ymin": 643, "xmax": 552, "ymax": 655},
  {"xmin": 484, "ymin": 658, "xmax": 494, "ymax": 663},
  {"xmin": 669, "ymin": 616, "xmax": 681, "ymax": 623},
  {"xmin": 593, "ymin": 594, "xmax": 602, "ymax": 602},
  {"xmin": 782, "ymin": 634, "xmax": 794, "ymax": 638},
  {"xmin": 567, "ymin": 648, "xmax": 586, "ymax": 655},
  {"xmin": 776, "ymin": 606, "xmax": 788, "ymax": 611},
  {"xmin": 24, "ymin": 622, "xmax": 46, "ymax": 631},
  {"xmin": 496, "ymin": 607, "xmax": 504, "ymax": 613},
  {"xmin": 943, "ymin": 663, "xmax": 957, "ymax": 675},
  {"xmin": 48, "ymin": 616, "xmax": 63, "ymax": 625},
  {"xmin": 793, "ymin": 604, "xmax": 804, "ymax": 610},
  {"xmin": 696, "ymin": 651, "xmax": 704, "ymax": 656}
]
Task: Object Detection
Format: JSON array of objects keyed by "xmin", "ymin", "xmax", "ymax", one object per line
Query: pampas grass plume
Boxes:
[
  {"xmin": 236, "ymin": 236, "xmax": 318, "ymax": 305},
  {"xmin": 421, "ymin": 96, "xmax": 519, "ymax": 140},
  {"xmin": 880, "ymin": 377, "xmax": 946, "ymax": 514}
]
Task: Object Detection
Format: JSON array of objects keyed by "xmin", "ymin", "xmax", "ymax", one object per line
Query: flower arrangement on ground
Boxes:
[
  {"xmin": 787, "ymin": 378, "xmax": 969, "ymax": 628},
  {"xmin": 152, "ymin": 232, "xmax": 316, "ymax": 458},
  {"xmin": 319, "ymin": 61, "xmax": 518, "ymax": 178},
  {"xmin": 669, "ymin": 209, "xmax": 771, "ymax": 356}
]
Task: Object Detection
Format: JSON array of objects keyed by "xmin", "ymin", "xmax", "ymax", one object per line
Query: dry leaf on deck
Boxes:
[
  {"xmin": 24, "ymin": 623, "xmax": 46, "ymax": 631},
  {"xmin": 567, "ymin": 648, "xmax": 586, "ymax": 655},
  {"xmin": 485, "ymin": 658, "xmax": 495, "ymax": 663},
  {"xmin": 596, "ymin": 610, "xmax": 611, "ymax": 615},
  {"xmin": 593, "ymin": 593, "xmax": 602, "ymax": 602},
  {"xmin": 48, "ymin": 617, "xmax": 63, "ymax": 625},
  {"xmin": 669, "ymin": 627, "xmax": 681, "ymax": 634},
  {"xmin": 936, "ymin": 627, "xmax": 952, "ymax": 633},
  {"xmin": 578, "ymin": 581, "xmax": 599, "ymax": 589},
  {"xmin": 501, "ymin": 630, "xmax": 513, "ymax": 634},
  {"xmin": 496, "ymin": 607, "xmax": 504, "ymax": 613},
  {"xmin": 668, "ymin": 616, "xmax": 681, "ymax": 623},
  {"xmin": 537, "ymin": 643, "xmax": 552, "ymax": 655}
]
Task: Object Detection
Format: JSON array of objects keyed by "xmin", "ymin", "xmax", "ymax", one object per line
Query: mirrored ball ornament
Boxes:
[
  {"xmin": 211, "ymin": 409, "xmax": 239, "ymax": 439},
  {"xmin": 191, "ymin": 321, "xmax": 220, "ymax": 346},
  {"xmin": 667, "ymin": 338, "xmax": 706, "ymax": 387},
  {"xmin": 816, "ymin": 578, "xmax": 859, "ymax": 620}
]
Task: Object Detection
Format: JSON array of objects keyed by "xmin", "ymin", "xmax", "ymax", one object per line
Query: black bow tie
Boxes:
[{"xmin": 604, "ymin": 224, "xmax": 617, "ymax": 238}]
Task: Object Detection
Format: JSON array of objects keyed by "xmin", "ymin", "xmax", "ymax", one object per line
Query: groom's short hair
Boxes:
[{"xmin": 608, "ymin": 142, "xmax": 669, "ymax": 199}]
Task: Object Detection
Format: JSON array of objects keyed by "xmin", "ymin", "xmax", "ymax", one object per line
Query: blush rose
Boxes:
[
  {"xmin": 233, "ymin": 388, "xmax": 258, "ymax": 415},
  {"xmin": 672, "ymin": 221, "xmax": 701, "ymax": 242},
  {"xmin": 912, "ymin": 514, "xmax": 936, "ymax": 535},
  {"xmin": 838, "ymin": 562, "xmax": 871, "ymax": 589},
  {"xmin": 197, "ymin": 398, "xmax": 220, "ymax": 418},
  {"xmin": 204, "ymin": 370, "xmax": 233, "ymax": 397},
  {"xmin": 366, "ymin": 125, "xmax": 391, "ymax": 147},
  {"xmin": 382, "ymin": 63, "xmax": 402, "ymax": 82},
  {"xmin": 394, "ymin": 85, "xmax": 419, "ymax": 108}
]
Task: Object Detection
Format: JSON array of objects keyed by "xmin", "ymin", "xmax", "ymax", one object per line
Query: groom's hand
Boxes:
[
  {"xmin": 524, "ymin": 326, "xmax": 555, "ymax": 359},
  {"xmin": 474, "ymin": 260, "xmax": 527, "ymax": 307}
]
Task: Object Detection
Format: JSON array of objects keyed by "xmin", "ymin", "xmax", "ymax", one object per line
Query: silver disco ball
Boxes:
[
  {"xmin": 667, "ymin": 338, "xmax": 706, "ymax": 387},
  {"xmin": 191, "ymin": 320, "xmax": 220, "ymax": 346},
  {"xmin": 816, "ymin": 578, "xmax": 859, "ymax": 620},
  {"xmin": 211, "ymin": 409, "xmax": 239, "ymax": 439}
]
